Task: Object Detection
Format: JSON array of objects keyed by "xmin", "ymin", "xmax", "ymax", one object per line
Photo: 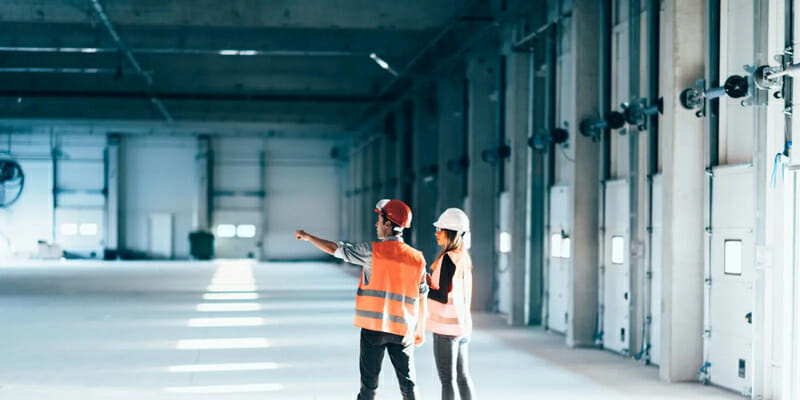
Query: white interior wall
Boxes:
[
  {"xmin": 120, "ymin": 136, "xmax": 196, "ymax": 259},
  {"xmin": 262, "ymin": 137, "xmax": 341, "ymax": 260},
  {"xmin": 0, "ymin": 133, "xmax": 53, "ymax": 258}
]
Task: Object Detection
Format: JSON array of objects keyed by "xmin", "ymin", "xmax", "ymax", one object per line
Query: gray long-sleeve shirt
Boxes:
[{"xmin": 334, "ymin": 236, "xmax": 428, "ymax": 295}]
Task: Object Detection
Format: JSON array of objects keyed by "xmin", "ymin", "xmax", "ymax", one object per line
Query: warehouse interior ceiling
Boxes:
[{"xmin": 0, "ymin": 0, "xmax": 502, "ymax": 133}]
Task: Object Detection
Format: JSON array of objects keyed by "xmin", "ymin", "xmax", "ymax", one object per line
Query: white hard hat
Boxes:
[{"xmin": 433, "ymin": 208, "xmax": 470, "ymax": 233}]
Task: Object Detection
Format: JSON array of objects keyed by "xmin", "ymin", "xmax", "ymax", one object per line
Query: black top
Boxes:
[{"xmin": 428, "ymin": 253, "xmax": 456, "ymax": 304}]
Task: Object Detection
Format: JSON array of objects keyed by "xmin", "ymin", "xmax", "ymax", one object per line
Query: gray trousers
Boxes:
[
  {"xmin": 357, "ymin": 328, "xmax": 417, "ymax": 400},
  {"xmin": 433, "ymin": 333, "xmax": 474, "ymax": 400}
]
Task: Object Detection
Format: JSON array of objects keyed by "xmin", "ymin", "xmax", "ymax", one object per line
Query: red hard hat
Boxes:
[{"xmin": 374, "ymin": 199, "xmax": 412, "ymax": 228}]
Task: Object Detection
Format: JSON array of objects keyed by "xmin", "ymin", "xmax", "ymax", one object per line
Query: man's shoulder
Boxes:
[{"xmin": 375, "ymin": 240, "xmax": 425, "ymax": 262}]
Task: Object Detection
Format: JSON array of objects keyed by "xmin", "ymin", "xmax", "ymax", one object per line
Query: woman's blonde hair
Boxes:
[{"xmin": 437, "ymin": 228, "xmax": 468, "ymax": 262}]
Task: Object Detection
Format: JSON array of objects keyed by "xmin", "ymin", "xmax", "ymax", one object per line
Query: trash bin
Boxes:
[{"xmin": 189, "ymin": 230, "xmax": 214, "ymax": 260}]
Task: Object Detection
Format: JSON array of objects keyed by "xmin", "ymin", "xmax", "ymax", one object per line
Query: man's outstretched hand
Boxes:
[{"xmin": 295, "ymin": 230, "xmax": 309, "ymax": 241}]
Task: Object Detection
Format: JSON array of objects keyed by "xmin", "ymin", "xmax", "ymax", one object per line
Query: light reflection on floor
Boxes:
[{"xmin": 0, "ymin": 260, "xmax": 740, "ymax": 399}]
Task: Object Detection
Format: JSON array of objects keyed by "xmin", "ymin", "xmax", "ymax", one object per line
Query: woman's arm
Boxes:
[{"xmin": 427, "ymin": 254, "xmax": 456, "ymax": 303}]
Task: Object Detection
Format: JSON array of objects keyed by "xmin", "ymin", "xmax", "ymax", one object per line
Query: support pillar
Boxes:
[
  {"xmin": 413, "ymin": 87, "xmax": 439, "ymax": 260},
  {"xmin": 104, "ymin": 134, "xmax": 120, "ymax": 257},
  {"xmin": 437, "ymin": 68, "xmax": 467, "ymax": 212},
  {"xmin": 567, "ymin": 0, "xmax": 601, "ymax": 347},
  {"xmin": 659, "ymin": 0, "xmax": 705, "ymax": 382},
  {"xmin": 467, "ymin": 44, "xmax": 499, "ymax": 312},
  {"xmin": 194, "ymin": 135, "xmax": 213, "ymax": 231},
  {"xmin": 505, "ymin": 49, "xmax": 533, "ymax": 325}
]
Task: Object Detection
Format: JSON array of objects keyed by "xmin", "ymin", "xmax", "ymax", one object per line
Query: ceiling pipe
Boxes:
[
  {"xmin": 0, "ymin": 46, "xmax": 364, "ymax": 57},
  {"xmin": 89, "ymin": 0, "xmax": 172, "ymax": 122}
]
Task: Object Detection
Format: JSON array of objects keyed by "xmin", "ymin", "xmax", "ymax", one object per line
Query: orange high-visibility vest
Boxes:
[
  {"xmin": 426, "ymin": 248, "xmax": 473, "ymax": 337},
  {"xmin": 354, "ymin": 240, "xmax": 426, "ymax": 337}
]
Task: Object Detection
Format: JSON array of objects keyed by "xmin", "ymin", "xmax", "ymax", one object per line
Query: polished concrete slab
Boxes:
[{"xmin": 0, "ymin": 260, "xmax": 740, "ymax": 399}]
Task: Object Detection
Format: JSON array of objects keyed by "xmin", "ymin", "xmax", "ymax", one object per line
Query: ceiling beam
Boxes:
[
  {"xmin": 90, "ymin": 0, "xmax": 172, "ymax": 122},
  {"xmin": 2, "ymin": 90, "xmax": 378, "ymax": 103}
]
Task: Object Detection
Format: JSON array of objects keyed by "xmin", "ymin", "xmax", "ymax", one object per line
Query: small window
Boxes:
[
  {"xmin": 724, "ymin": 240, "xmax": 743, "ymax": 275},
  {"xmin": 60, "ymin": 223, "xmax": 78, "ymax": 236},
  {"xmin": 216, "ymin": 224, "xmax": 236, "ymax": 238},
  {"xmin": 561, "ymin": 237, "xmax": 571, "ymax": 258},
  {"xmin": 498, "ymin": 232, "xmax": 512, "ymax": 253},
  {"xmin": 236, "ymin": 224, "xmax": 257, "ymax": 238},
  {"xmin": 611, "ymin": 236, "xmax": 625, "ymax": 264},
  {"xmin": 79, "ymin": 223, "xmax": 98, "ymax": 236},
  {"xmin": 550, "ymin": 234, "xmax": 562, "ymax": 258}
]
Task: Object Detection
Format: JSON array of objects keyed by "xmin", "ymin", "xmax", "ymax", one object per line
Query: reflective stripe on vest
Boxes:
[
  {"xmin": 354, "ymin": 240, "xmax": 426, "ymax": 337},
  {"xmin": 426, "ymin": 248, "xmax": 473, "ymax": 337}
]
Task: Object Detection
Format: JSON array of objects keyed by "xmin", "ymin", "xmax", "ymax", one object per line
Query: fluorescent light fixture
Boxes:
[
  {"xmin": 611, "ymin": 236, "xmax": 625, "ymax": 264},
  {"xmin": 207, "ymin": 284, "xmax": 257, "ymax": 292},
  {"xmin": 167, "ymin": 362, "xmax": 280, "ymax": 373},
  {"xmin": 724, "ymin": 240, "xmax": 743, "ymax": 275},
  {"xmin": 369, "ymin": 53, "xmax": 399, "ymax": 77},
  {"xmin": 218, "ymin": 49, "xmax": 239, "ymax": 55},
  {"xmin": 81, "ymin": 48, "xmax": 98, "ymax": 53},
  {"xmin": 561, "ymin": 237, "xmax": 571, "ymax": 259},
  {"xmin": 499, "ymin": 232, "xmax": 512, "ymax": 253},
  {"xmin": 216, "ymin": 224, "xmax": 236, "ymax": 238},
  {"xmin": 163, "ymin": 383, "xmax": 283, "ymax": 394},
  {"xmin": 238, "ymin": 50, "xmax": 258, "ymax": 56},
  {"xmin": 203, "ymin": 292, "xmax": 259, "ymax": 300},
  {"xmin": 79, "ymin": 223, "xmax": 98, "ymax": 236},
  {"xmin": 237, "ymin": 224, "xmax": 256, "ymax": 238},
  {"xmin": 188, "ymin": 317, "xmax": 267, "ymax": 327},
  {"xmin": 370, "ymin": 53, "xmax": 389, "ymax": 69},
  {"xmin": 196, "ymin": 303, "xmax": 261, "ymax": 312},
  {"xmin": 176, "ymin": 338, "xmax": 270, "ymax": 350},
  {"xmin": 550, "ymin": 234, "xmax": 562, "ymax": 258},
  {"xmin": 60, "ymin": 223, "xmax": 78, "ymax": 236}
]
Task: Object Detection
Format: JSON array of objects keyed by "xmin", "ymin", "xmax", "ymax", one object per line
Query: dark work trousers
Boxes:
[
  {"xmin": 357, "ymin": 328, "xmax": 417, "ymax": 400},
  {"xmin": 433, "ymin": 333, "xmax": 474, "ymax": 400}
]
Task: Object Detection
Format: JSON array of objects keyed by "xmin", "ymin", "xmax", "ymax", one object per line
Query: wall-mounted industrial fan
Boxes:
[{"xmin": 0, "ymin": 159, "xmax": 24, "ymax": 207}]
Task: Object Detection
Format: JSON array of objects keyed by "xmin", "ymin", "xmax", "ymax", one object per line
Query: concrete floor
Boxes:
[{"xmin": 0, "ymin": 260, "xmax": 740, "ymax": 400}]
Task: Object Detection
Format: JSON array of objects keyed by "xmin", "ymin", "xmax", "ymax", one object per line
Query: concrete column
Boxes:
[
  {"xmin": 505, "ymin": 49, "xmax": 532, "ymax": 325},
  {"xmin": 437, "ymin": 68, "xmax": 467, "ymax": 212},
  {"xmin": 659, "ymin": 0, "xmax": 705, "ymax": 382},
  {"xmin": 360, "ymin": 143, "xmax": 370, "ymax": 241},
  {"xmin": 104, "ymin": 134, "xmax": 120, "ymax": 256},
  {"xmin": 398, "ymin": 101, "xmax": 414, "ymax": 208},
  {"xmin": 370, "ymin": 137, "xmax": 382, "ymax": 233},
  {"xmin": 348, "ymin": 146, "xmax": 357, "ymax": 240},
  {"xmin": 467, "ymin": 44, "xmax": 499, "ymax": 312},
  {"xmin": 413, "ymin": 88, "xmax": 439, "ymax": 260},
  {"xmin": 364, "ymin": 139, "xmax": 375, "ymax": 241},
  {"xmin": 566, "ymin": 0, "xmax": 601, "ymax": 347},
  {"xmin": 382, "ymin": 114, "xmax": 397, "ymax": 199},
  {"xmin": 194, "ymin": 135, "xmax": 213, "ymax": 231}
]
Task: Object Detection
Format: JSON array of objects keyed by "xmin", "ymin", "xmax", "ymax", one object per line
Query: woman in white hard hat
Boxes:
[{"xmin": 426, "ymin": 208, "xmax": 475, "ymax": 400}]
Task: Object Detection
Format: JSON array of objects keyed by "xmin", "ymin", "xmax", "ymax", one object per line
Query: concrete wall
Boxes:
[{"xmin": 0, "ymin": 129, "xmax": 343, "ymax": 260}]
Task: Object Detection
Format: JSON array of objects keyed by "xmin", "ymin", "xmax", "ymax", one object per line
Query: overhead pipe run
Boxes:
[
  {"xmin": 89, "ymin": 0, "xmax": 172, "ymax": 122},
  {"xmin": 679, "ymin": 74, "xmax": 749, "ymax": 116},
  {"xmin": 579, "ymin": 111, "xmax": 626, "ymax": 142}
]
